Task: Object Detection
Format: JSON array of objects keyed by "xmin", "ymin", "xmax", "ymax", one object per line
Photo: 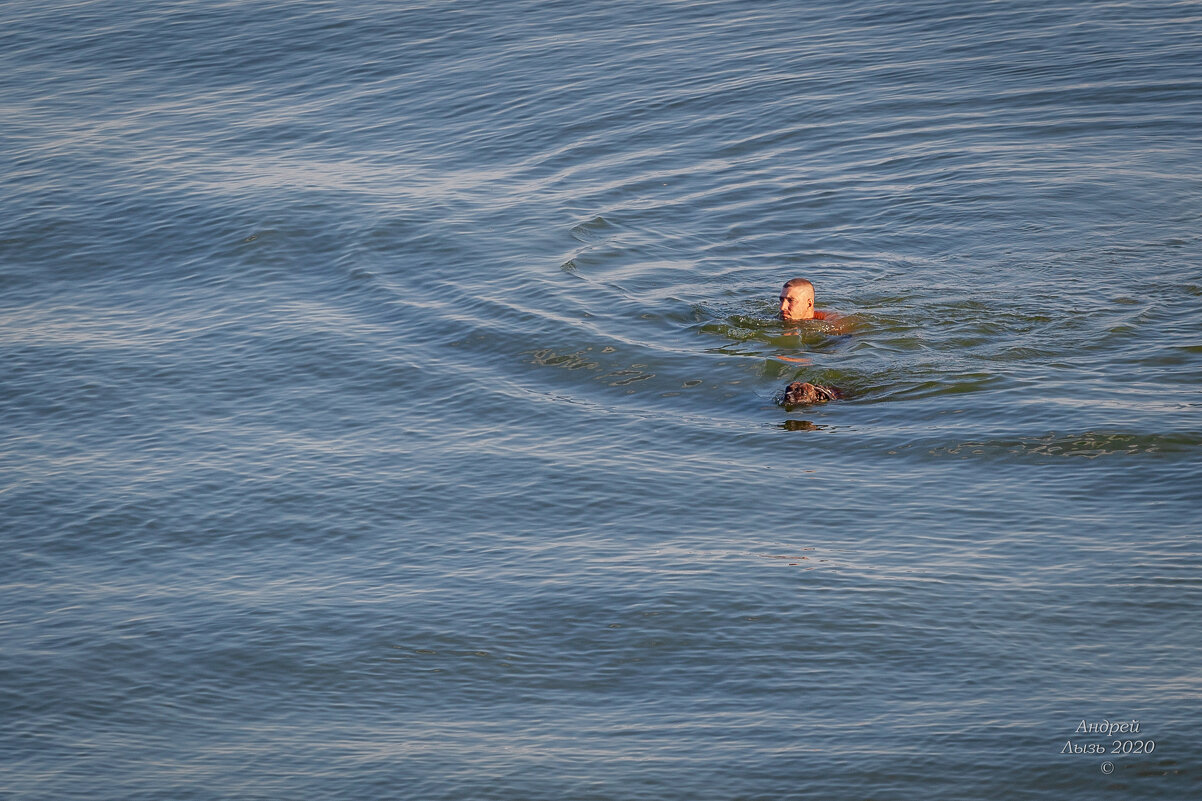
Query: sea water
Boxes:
[{"xmin": 2, "ymin": 1, "xmax": 1201, "ymax": 799}]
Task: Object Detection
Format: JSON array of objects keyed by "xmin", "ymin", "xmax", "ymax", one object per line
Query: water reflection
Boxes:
[{"xmin": 777, "ymin": 419, "xmax": 828, "ymax": 432}]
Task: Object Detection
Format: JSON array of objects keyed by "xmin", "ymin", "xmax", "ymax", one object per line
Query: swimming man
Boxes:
[
  {"xmin": 779, "ymin": 278, "xmax": 831, "ymax": 322},
  {"xmin": 776, "ymin": 277, "xmax": 848, "ymax": 401}
]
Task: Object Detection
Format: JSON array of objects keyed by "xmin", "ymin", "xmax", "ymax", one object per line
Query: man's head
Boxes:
[{"xmin": 779, "ymin": 278, "xmax": 815, "ymax": 321}]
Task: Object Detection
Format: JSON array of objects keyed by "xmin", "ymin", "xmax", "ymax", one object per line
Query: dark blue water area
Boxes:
[{"xmin": 3, "ymin": 1, "xmax": 1201, "ymax": 799}]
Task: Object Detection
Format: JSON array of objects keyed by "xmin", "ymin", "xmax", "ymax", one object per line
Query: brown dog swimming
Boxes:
[{"xmin": 781, "ymin": 381, "xmax": 842, "ymax": 406}]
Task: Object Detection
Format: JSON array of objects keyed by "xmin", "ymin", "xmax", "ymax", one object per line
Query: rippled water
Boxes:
[{"xmin": 3, "ymin": 1, "xmax": 1201, "ymax": 798}]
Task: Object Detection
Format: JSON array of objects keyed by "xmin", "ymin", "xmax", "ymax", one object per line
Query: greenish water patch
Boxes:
[{"xmin": 933, "ymin": 430, "xmax": 1202, "ymax": 459}]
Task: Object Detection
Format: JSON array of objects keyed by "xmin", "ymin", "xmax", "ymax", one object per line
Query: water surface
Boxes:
[{"xmin": 2, "ymin": 1, "xmax": 1201, "ymax": 799}]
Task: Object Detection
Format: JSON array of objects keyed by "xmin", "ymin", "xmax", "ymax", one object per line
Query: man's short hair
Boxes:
[{"xmin": 782, "ymin": 278, "xmax": 813, "ymax": 292}]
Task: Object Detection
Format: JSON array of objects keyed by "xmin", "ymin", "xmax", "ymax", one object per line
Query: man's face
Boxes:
[{"xmin": 779, "ymin": 284, "xmax": 815, "ymax": 321}]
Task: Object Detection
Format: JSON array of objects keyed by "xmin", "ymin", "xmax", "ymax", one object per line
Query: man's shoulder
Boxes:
[{"xmin": 814, "ymin": 309, "xmax": 851, "ymax": 334}]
